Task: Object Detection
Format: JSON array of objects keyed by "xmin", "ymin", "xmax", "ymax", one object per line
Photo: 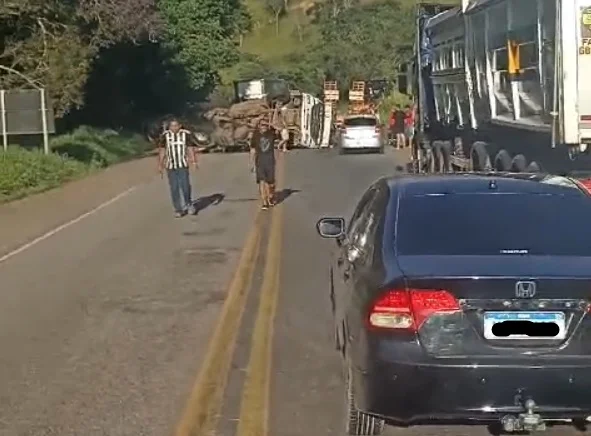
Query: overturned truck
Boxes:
[{"xmin": 204, "ymin": 79, "xmax": 323, "ymax": 151}]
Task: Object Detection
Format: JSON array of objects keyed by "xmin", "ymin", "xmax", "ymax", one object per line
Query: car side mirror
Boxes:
[{"xmin": 316, "ymin": 217, "xmax": 345, "ymax": 238}]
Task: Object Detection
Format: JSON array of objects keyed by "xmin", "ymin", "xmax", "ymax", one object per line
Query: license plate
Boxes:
[{"xmin": 483, "ymin": 311, "xmax": 566, "ymax": 340}]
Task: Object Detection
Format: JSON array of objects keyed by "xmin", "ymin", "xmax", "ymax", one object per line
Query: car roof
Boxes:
[
  {"xmin": 383, "ymin": 172, "xmax": 589, "ymax": 197},
  {"xmin": 344, "ymin": 114, "xmax": 377, "ymax": 119}
]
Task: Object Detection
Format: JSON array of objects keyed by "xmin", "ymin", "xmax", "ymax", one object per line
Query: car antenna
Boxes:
[{"xmin": 489, "ymin": 179, "xmax": 498, "ymax": 190}]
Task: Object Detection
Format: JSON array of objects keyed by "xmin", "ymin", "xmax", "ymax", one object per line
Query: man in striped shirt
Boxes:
[{"xmin": 158, "ymin": 119, "xmax": 199, "ymax": 217}]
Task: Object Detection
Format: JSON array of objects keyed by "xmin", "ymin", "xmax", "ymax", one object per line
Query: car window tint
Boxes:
[
  {"xmin": 396, "ymin": 192, "xmax": 591, "ymax": 256},
  {"xmin": 344, "ymin": 117, "xmax": 377, "ymax": 127}
]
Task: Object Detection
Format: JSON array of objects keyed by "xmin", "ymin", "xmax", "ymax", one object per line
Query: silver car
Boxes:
[{"xmin": 338, "ymin": 114, "xmax": 384, "ymax": 154}]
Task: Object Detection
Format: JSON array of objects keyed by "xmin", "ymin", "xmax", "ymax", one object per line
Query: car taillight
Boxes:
[
  {"xmin": 368, "ymin": 289, "xmax": 460, "ymax": 331},
  {"xmin": 374, "ymin": 126, "xmax": 380, "ymax": 134}
]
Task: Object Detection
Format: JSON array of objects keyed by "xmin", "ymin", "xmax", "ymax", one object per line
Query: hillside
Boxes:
[{"xmin": 238, "ymin": 0, "xmax": 461, "ymax": 71}]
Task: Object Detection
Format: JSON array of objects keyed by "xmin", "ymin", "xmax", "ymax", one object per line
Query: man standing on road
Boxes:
[
  {"xmin": 249, "ymin": 121, "xmax": 277, "ymax": 210},
  {"xmin": 158, "ymin": 119, "xmax": 199, "ymax": 217},
  {"xmin": 392, "ymin": 107, "xmax": 406, "ymax": 149}
]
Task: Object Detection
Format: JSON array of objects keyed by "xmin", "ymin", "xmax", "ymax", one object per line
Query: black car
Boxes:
[{"xmin": 316, "ymin": 173, "xmax": 591, "ymax": 435}]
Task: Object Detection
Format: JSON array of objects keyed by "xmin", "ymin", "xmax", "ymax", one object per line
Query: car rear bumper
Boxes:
[
  {"xmin": 341, "ymin": 139, "xmax": 381, "ymax": 149},
  {"xmin": 353, "ymin": 360, "xmax": 591, "ymax": 423}
]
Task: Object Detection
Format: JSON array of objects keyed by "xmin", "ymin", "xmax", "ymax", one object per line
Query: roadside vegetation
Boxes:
[{"xmin": 0, "ymin": 128, "xmax": 150, "ymax": 202}]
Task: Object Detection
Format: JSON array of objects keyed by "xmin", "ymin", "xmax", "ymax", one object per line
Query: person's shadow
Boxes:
[
  {"xmin": 273, "ymin": 188, "xmax": 300, "ymax": 205},
  {"xmin": 192, "ymin": 193, "xmax": 225, "ymax": 213}
]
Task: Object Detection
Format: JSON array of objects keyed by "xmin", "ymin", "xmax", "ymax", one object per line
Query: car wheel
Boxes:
[{"xmin": 344, "ymin": 363, "xmax": 385, "ymax": 435}]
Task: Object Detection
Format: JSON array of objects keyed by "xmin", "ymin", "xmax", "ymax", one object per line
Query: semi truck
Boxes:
[{"xmin": 402, "ymin": 0, "xmax": 591, "ymax": 177}]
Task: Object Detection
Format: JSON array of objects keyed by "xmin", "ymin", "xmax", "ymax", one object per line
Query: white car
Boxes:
[{"xmin": 338, "ymin": 114, "xmax": 384, "ymax": 154}]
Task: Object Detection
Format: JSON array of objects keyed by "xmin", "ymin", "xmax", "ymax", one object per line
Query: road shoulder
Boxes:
[{"xmin": 0, "ymin": 155, "xmax": 158, "ymax": 257}]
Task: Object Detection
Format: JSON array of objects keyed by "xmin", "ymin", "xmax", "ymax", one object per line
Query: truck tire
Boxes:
[
  {"xmin": 511, "ymin": 154, "xmax": 527, "ymax": 172},
  {"xmin": 526, "ymin": 161, "xmax": 542, "ymax": 172},
  {"xmin": 494, "ymin": 150, "xmax": 512, "ymax": 171}
]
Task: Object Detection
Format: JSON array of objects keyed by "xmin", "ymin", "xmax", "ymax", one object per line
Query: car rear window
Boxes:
[
  {"xmin": 344, "ymin": 117, "xmax": 377, "ymax": 127},
  {"xmin": 396, "ymin": 193, "xmax": 591, "ymax": 256}
]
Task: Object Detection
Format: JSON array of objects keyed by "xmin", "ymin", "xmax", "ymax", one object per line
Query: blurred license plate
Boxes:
[{"xmin": 483, "ymin": 311, "xmax": 566, "ymax": 340}]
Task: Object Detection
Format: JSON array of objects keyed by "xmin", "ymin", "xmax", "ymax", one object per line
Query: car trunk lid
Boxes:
[{"xmin": 395, "ymin": 255, "xmax": 591, "ymax": 358}]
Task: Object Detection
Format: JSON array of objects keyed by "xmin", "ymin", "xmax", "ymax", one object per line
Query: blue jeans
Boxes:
[{"xmin": 167, "ymin": 168, "xmax": 192, "ymax": 213}]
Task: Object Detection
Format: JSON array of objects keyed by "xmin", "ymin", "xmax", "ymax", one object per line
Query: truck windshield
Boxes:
[
  {"xmin": 344, "ymin": 117, "xmax": 377, "ymax": 127},
  {"xmin": 396, "ymin": 192, "xmax": 591, "ymax": 256}
]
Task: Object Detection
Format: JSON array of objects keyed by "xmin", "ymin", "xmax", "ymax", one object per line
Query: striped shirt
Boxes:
[{"xmin": 159, "ymin": 129, "xmax": 195, "ymax": 169}]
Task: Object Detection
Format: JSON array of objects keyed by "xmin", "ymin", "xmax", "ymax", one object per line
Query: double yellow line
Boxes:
[{"xmin": 174, "ymin": 156, "xmax": 285, "ymax": 436}]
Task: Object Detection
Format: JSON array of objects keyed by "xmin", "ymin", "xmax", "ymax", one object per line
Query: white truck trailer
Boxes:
[{"xmin": 404, "ymin": 0, "xmax": 591, "ymax": 176}]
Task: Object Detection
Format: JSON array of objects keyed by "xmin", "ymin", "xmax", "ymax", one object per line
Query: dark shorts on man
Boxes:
[{"xmin": 256, "ymin": 158, "xmax": 275, "ymax": 184}]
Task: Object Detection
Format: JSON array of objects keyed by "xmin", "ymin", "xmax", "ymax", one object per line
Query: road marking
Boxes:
[
  {"xmin": 0, "ymin": 186, "xmax": 137, "ymax": 264},
  {"xmin": 236, "ymin": 155, "xmax": 285, "ymax": 436},
  {"xmin": 174, "ymin": 209, "xmax": 264, "ymax": 436}
]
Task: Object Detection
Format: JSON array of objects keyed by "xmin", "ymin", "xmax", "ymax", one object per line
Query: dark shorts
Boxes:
[
  {"xmin": 390, "ymin": 125, "xmax": 404, "ymax": 135},
  {"xmin": 255, "ymin": 159, "xmax": 275, "ymax": 184}
]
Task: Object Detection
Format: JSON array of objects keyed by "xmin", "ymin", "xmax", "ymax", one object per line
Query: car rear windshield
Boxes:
[
  {"xmin": 344, "ymin": 117, "xmax": 377, "ymax": 127},
  {"xmin": 396, "ymin": 193, "xmax": 591, "ymax": 256}
]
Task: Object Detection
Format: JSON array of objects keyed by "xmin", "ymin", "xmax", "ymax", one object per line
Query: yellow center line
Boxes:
[
  {"xmin": 174, "ymin": 207, "xmax": 264, "ymax": 436},
  {"xmin": 236, "ymin": 154, "xmax": 286, "ymax": 436}
]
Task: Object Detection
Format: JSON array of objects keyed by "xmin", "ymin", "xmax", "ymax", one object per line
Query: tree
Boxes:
[
  {"xmin": 264, "ymin": 0, "xmax": 285, "ymax": 36},
  {"xmin": 158, "ymin": 0, "xmax": 251, "ymax": 91},
  {"xmin": 0, "ymin": 0, "xmax": 162, "ymax": 116},
  {"xmin": 313, "ymin": 0, "xmax": 414, "ymax": 87}
]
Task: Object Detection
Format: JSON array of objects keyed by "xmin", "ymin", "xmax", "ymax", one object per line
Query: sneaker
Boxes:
[
  {"xmin": 187, "ymin": 204, "xmax": 197, "ymax": 215},
  {"xmin": 174, "ymin": 211, "xmax": 184, "ymax": 218}
]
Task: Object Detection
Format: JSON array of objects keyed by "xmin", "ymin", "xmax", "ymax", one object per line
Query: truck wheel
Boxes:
[
  {"xmin": 511, "ymin": 154, "xmax": 527, "ymax": 172},
  {"xmin": 494, "ymin": 150, "xmax": 512, "ymax": 171},
  {"xmin": 526, "ymin": 161, "xmax": 541, "ymax": 172},
  {"xmin": 344, "ymin": 362, "xmax": 385, "ymax": 435}
]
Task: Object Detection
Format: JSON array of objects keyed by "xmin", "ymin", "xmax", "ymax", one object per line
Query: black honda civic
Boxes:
[{"xmin": 316, "ymin": 173, "xmax": 591, "ymax": 435}]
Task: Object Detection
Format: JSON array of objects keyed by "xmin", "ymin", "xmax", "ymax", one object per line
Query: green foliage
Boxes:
[
  {"xmin": 377, "ymin": 90, "xmax": 412, "ymax": 122},
  {"xmin": 51, "ymin": 126, "xmax": 152, "ymax": 167},
  {"xmin": 0, "ymin": 0, "xmax": 162, "ymax": 116},
  {"xmin": 0, "ymin": 127, "xmax": 151, "ymax": 202},
  {"xmin": 0, "ymin": 146, "xmax": 89, "ymax": 202},
  {"xmin": 158, "ymin": 0, "xmax": 251, "ymax": 89},
  {"xmin": 313, "ymin": 0, "xmax": 414, "ymax": 86},
  {"xmin": 235, "ymin": 0, "xmax": 417, "ymax": 96}
]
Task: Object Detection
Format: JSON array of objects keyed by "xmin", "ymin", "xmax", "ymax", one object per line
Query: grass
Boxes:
[
  {"xmin": 240, "ymin": 0, "xmax": 318, "ymax": 67},
  {"xmin": 239, "ymin": 0, "xmax": 461, "ymax": 68},
  {"xmin": 241, "ymin": 9, "xmax": 316, "ymax": 63},
  {"xmin": 0, "ymin": 126, "xmax": 151, "ymax": 203}
]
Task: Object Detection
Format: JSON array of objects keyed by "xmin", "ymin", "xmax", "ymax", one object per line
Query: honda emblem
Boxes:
[{"xmin": 515, "ymin": 281, "xmax": 536, "ymax": 298}]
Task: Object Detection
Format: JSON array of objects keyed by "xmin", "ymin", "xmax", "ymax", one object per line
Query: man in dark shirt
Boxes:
[
  {"xmin": 249, "ymin": 121, "xmax": 277, "ymax": 209},
  {"xmin": 393, "ymin": 108, "xmax": 406, "ymax": 149}
]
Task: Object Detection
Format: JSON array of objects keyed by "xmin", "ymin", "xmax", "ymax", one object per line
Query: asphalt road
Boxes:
[{"xmin": 0, "ymin": 147, "xmax": 588, "ymax": 436}]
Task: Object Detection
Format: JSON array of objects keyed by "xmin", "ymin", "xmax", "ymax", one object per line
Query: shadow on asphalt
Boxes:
[
  {"xmin": 193, "ymin": 193, "xmax": 225, "ymax": 213},
  {"xmin": 274, "ymin": 188, "xmax": 300, "ymax": 205}
]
